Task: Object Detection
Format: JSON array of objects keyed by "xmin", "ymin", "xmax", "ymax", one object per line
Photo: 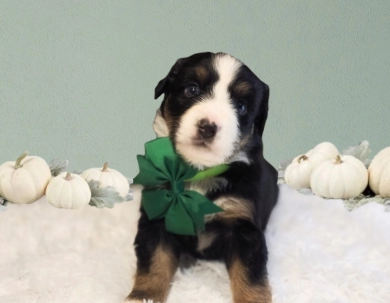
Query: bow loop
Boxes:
[{"xmin": 134, "ymin": 137, "xmax": 224, "ymax": 236}]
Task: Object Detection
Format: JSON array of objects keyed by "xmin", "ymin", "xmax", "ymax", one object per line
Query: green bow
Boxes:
[{"xmin": 133, "ymin": 137, "xmax": 227, "ymax": 236}]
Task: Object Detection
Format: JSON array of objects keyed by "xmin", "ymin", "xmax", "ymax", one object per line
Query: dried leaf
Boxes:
[
  {"xmin": 343, "ymin": 140, "xmax": 372, "ymax": 167},
  {"xmin": 277, "ymin": 158, "xmax": 293, "ymax": 184},
  {"xmin": 88, "ymin": 180, "xmax": 125, "ymax": 208},
  {"xmin": 278, "ymin": 157, "xmax": 294, "ymax": 171},
  {"xmin": 49, "ymin": 159, "xmax": 69, "ymax": 177},
  {"xmin": 298, "ymin": 188, "xmax": 314, "ymax": 196},
  {"xmin": 344, "ymin": 194, "xmax": 390, "ymax": 211}
]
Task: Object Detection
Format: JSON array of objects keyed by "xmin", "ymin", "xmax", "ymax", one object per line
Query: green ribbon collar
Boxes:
[{"xmin": 133, "ymin": 137, "xmax": 228, "ymax": 236}]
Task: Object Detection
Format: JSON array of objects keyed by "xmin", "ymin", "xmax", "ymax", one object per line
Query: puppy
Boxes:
[{"xmin": 125, "ymin": 52, "xmax": 279, "ymax": 303}]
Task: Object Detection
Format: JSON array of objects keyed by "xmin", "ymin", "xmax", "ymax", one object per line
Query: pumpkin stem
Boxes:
[
  {"xmin": 298, "ymin": 155, "xmax": 309, "ymax": 163},
  {"xmin": 334, "ymin": 155, "xmax": 343, "ymax": 164},
  {"xmin": 102, "ymin": 162, "xmax": 109, "ymax": 172},
  {"xmin": 14, "ymin": 151, "xmax": 29, "ymax": 169},
  {"xmin": 64, "ymin": 172, "xmax": 73, "ymax": 181}
]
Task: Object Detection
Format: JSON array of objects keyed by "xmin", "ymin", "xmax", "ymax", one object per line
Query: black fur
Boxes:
[{"xmin": 127, "ymin": 52, "xmax": 278, "ymax": 303}]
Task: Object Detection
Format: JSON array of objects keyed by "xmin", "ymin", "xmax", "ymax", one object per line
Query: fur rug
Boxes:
[{"xmin": 1, "ymin": 184, "xmax": 389, "ymax": 303}]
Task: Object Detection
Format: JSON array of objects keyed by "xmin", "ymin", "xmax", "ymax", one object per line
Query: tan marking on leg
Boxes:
[
  {"xmin": 127, "ymin": 245, "xmax": 178, "ymax": 303},
  {"xmin": 229, "ymin": 258, "xmax": 272, "ymax": 303}
]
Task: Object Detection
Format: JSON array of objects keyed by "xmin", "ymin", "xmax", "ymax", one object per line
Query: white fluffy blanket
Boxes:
[{"xmin": 1, "ymin": 185, "xmax": 389, "ymax": 303}]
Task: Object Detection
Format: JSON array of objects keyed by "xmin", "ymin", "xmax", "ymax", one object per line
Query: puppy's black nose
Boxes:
[{"xmin": 198, "ymin": 119, "xmax": 218, "ymax": 140}]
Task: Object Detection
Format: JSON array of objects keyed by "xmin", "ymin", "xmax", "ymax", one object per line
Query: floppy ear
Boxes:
[
  {"xmin": 154, "ymin": 58, "xmax": 188, "ymax": 100},
  {"xmin": 255, "ymin": 84, "xmax": 270, "ymax": 137}
]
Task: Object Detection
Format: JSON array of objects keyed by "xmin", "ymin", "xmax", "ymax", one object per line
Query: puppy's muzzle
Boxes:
[{"xmin": 197, "ymin": 118, "xmax": 218, "ymax": 141}]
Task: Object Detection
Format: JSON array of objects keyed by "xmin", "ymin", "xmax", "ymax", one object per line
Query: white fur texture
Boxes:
[
  {"xmin": 175, "ymin": 55, "xmax": 242, "ymax": 168},
  {"xmin": 1, "ymin": 184, "xmax": 390, "ymax": 303}
]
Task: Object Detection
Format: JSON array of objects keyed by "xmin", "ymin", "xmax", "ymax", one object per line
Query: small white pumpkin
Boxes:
[
  {"xmin": 0, "ymin": 152, "xmax": 51, "ymax": 204},
  {"xmin": 285, "ymin": 142, "xmax": 339, "ymax": 189},
  {"xmin": 80, "ymin": 162, "xmax": 129, "ymax": 198},
  {"xmin": 310, "ymin": 155, "xmax": 368, "ymax": 199},
  {"xmin": 46, "ymin": 172, "xmax": 91, "ymax": 209},
  {"xmin": 368, "ymin": 147, "xmax": 390, "ymax": 198}
]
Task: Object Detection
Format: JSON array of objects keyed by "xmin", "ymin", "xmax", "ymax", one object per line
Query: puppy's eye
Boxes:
[
  {"xmin": 184, "ymin": 84, "xmax": 200, "ymax": 97},
  {"xmin": 236, "ymin": 100, "xmax": 247, "ymax": 115}
]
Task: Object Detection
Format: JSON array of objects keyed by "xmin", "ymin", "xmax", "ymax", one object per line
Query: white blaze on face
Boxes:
[{"xmin": 175, "ymin": 55, "xmax": 242, "ymax": 168}]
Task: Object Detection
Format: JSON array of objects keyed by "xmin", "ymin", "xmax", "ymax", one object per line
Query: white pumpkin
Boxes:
[
  {"xmin": 285, "ymin": 142, "xmax": 339, "ymax": 189},
  {"xmin": 368, "ymin": 147, "xmax": 390, "ymax": 197},
  {"xmin": 310, "ymin": 155, "xmax": 368, "ymax": 199},
  {"xmin": 80, "ymin": 162, "xmax": 129, "ymax": 198},
  {"xmin": 0, "ymin": 152, "xmax": 51, "ymax": 204},
  {"xmin": 46, "ymin": 172, "xmax": 91, "ymax": 209}
]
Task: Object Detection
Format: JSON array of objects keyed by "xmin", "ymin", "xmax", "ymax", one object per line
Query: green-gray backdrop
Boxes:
[{"xmin": 1, "ymin": 1, "xmax": 389, "ymax": 178}]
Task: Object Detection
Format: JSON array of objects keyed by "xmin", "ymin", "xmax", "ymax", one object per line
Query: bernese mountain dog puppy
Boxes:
[{"xmin": 125, "ymin": 52, "xmax": 279, "ymax": 303}]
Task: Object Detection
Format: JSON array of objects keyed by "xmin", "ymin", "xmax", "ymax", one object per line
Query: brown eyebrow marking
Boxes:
[
  {"xmin": 194, "ymin": 66, "xmax": 209, "ymax": 82},
  {"xmin": 234, "ymin": 81, "xmax": 251, "ymax": 94}
]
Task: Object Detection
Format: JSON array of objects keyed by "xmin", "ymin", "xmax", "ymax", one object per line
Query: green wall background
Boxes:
[{"xmin": 1, "ymin": 1, "xmax": 389, "ymax": 178}]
